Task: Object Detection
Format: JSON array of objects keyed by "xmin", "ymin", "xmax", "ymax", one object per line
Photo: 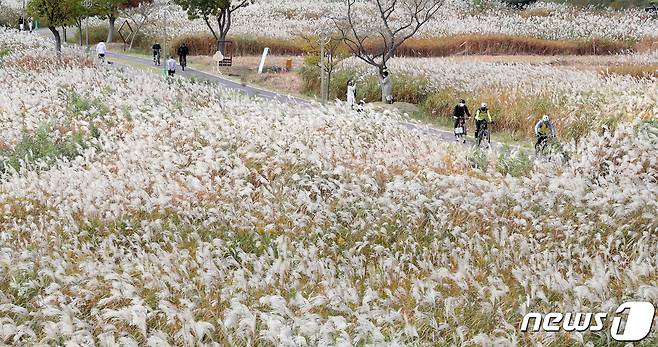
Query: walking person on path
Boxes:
[
  {"xmin": 152, "ymin": 42, "xmax": 162, "ymax": 66},
  {"xmin": 177, "ymin": 43, "xmax": 189, "ymax": 71},
  {"xmin": 96, "ymin": 41, "xmax": 107, "ymax": 64},
  {"xmin": 166, "ymin": 56, "xmax": 177, "ymax": 77}
]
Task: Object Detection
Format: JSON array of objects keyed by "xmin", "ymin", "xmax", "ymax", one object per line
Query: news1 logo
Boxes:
[{"xmin": 521, "ymin": 301, "xmax": 656, "ymax": 342}]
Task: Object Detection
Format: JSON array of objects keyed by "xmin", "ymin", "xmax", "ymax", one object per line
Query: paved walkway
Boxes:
[
  {"xmin": 108, "ymin": 52, "xmax": 309, "ymax": 105},
  {"xmin": 37, "ymin": 28, "xmax": 506, "ymax": 147},
  {"xmin": 106, "ymin": 50, "xmax": 463, "ymax": 143}
]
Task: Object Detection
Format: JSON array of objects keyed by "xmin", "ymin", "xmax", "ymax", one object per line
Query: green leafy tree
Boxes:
[
  {"xmin": 95, "ymin": 0, "xmax": 127, "ymax": 42},
  {"xmin": 70, "ymin": 0, "xmax": 97, "ymax": 46},
  {"xmin": 27, "ymin": 0, "xmax": 77, "ymax": 52},
  {"xmin": 174, "ymin": 0, "xmax": 251, "ymax": 53}
]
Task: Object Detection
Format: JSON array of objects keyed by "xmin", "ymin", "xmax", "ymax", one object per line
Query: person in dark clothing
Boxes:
[
  {"xmin": 152, "ymin": 42, "xmax": 162, "ymax": 65},
  {"xmin": 453, "ymin": 99, "xmax": 471, "ymax": 139},
  {"xmin": 177, "ymin": 43, "xmax": 189, "ymax": 71}
]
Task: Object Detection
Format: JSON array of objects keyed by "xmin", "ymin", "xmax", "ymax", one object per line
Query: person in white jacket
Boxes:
[
  {"xmin": 166, "ymin": 56, "xmax": 177, "ymax": 77},
  {"xmin": 346, "ymin": 79, "xmax": 356, "ymax": 108},
  {"xmin": 96, "ymin": 41, "xmax": 107, "ymax": 63}
]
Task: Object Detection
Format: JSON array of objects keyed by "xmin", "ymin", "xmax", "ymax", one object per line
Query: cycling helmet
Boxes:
[
  {"xmin": 542, "ymin": 115, "xmax": 549, "ymax": 122},
  {"xmin": 481, "ymin": 103, "xmax": 488, "ymax": 108}
]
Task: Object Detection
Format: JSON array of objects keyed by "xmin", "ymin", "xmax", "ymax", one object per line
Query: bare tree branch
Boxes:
[{"xmin": 335, "ymin": 0, "xmax": 444, "ymax": 101}]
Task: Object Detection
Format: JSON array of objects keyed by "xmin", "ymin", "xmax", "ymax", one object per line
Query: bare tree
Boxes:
[
  {"xmin": 335, "ymin": 0, "xmax": 444, "ymax": 103},
  {"xmin": 120, "ymin": 0, "xmax": 163, "ymax": 49}
]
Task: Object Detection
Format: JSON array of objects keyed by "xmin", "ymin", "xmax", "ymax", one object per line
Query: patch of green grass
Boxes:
[
  {"xmin": 61, "ymin": 88, "xmax": 110, "ymax": 123},
  {"xmin": 467, "ymin": 149, "xmax": 490, "ymax": 171},
  {"xmin": 0, "ymin": 126, "xmax": 92, "ymax": 175},
  {"xmin": 496, "ymin": 146, "xmax": 534, "ymax": 177}
]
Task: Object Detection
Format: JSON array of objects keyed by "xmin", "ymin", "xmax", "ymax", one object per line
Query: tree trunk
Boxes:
[
  {"xmin": 107, "ymin": 15, "xmax": 116, "ymax": 43},
  {"xmin": 129, "ymin": 30, "xmax": 137, "ymax": 50},
  {"xmin": 327, "ymin": 69, "xmax": 333, "ymax": 100},
  {"xmin": 218, "ymin": 32, "xmax": 227, "ymax": 54},
  {"xmin": 62, "ymin": 27, "xmax": 67, "ymax": 43},
  {"xmin": 49, "ymin": 26, "xmax": 62, "ymax": 53},
  {"xmin": 78, "ymin": 23, "xmax": 83, "ymax": 46}
]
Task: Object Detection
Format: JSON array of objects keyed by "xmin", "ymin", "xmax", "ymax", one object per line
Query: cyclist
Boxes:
[
  {"xmin": 453, "ymin": 99, "xmax": 471, "ymax": 141},
  {"xmin": 177, "ymin": 43, "xmax": 189, "ymax": 71},
  {"xmin": 152, "ymin": 42, "xmax": 162, "ymax": 65},
  {"xmin": 474, "ymin": 102, "xmax": 493, "ymax": 141},
  {"xmin": 534, "ymin": 114, "xmax": 556, "ymax": 150},
  {"xmin": 166, "ymin": 56, "xmax": 177, "ymax": 77},
  {"xmin": 96, "ymin": 40, "xmax": 107, "ymax": 63}
]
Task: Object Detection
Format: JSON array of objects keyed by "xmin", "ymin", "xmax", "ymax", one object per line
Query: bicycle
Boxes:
[
  {"xmin": 153, "ymin": 50, "xmax": 161, "ymax": 66},
  {"xmin": 97, "ymin": 53, "xmax": 106, "ymax": 64},
  {"xmin": 535, "ymin": 135, "xmax": 549, "ymax": 156},
  {"xmin": 535, "ymin": 135, "xmax": 565, "ymax": 162},
  {"xmin": 454, "ymin": 116, "xmax": 467, "ymax": 143},
  {"xmin": 179, "ymin": 55, "xmax": 187, "ymax": 71},
  {"xmin": 476, "ymin": 120, "xmax": 492, "ymax": 148}
]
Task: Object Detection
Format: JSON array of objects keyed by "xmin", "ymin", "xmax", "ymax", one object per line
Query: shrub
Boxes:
[
  {"xmin": 393, "ymin": 35, "xmax": 634, "ymax": 57},
  {"xmin": 636, "ymin": 37, "xmax": 658, "ymax": 52},
  {"xmin": 600, "ymin": 64, "xmax": 658, "ymax": 78},
  {"xmin": 298, "ymin": 56, "xmax": 321, "ymax": 95},
  {"xmin": 168, "ymin": 33, "xmax": 307, "ymax": 57},
  {"xmin": 167, "ymin": 32, "xmax": 639, "ymax": 59},
  {"xmin": 496, "ymin": 147, "xmax": 534, "ymax": 177}
]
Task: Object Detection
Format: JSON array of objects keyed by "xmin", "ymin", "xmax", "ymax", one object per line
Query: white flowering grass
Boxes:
[
  {"xmin": 141, "ymin": 0, "xmax": 658, "ymax": 41},
  {"xmin": 4, "ymin": 0, "xmax": 656, "ymax": 42},
  {"xmin": 336, "ymin": 55, "xmax": 658, "ymax": 138},
  {"xmin": 0, "ymin": 28, "xmax": 656, "ymax": 346}
]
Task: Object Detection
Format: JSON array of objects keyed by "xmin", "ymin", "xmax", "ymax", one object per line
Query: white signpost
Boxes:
[{"xmin": 258, "ymin": 47, "xmax": 269, "ymax": 74}]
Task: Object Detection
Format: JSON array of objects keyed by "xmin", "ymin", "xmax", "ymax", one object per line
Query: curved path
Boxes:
[
  {"xmin": 108, "ymin": 51, "xmax": 309, "ymax": 105},
  {"xmin": 107, "ymin": 52, "xmax": 470, "ymax": 144},
  {"xmin": 37, "ymin": 28, "xmax": 505, "ymax": 146}
]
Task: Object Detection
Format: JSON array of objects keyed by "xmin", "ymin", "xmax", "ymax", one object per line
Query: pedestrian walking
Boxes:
[
  {"xmin": 96, "ymin": 41, "xmax": 107, "ymax": 64},
  {"xmin": 152, "ymin": 42, "xmax": 162, "ymax": 65},
  {"xmin": 212, "ymin": 50, "xmax": 225, "ymax": 73},
  {"xmin": 166, "ymin": 56, "xmax": 177, "ymax": 77},
  {"xmin": 177, "ymin": 43, "xmax": 189, "ymax": 71}
]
